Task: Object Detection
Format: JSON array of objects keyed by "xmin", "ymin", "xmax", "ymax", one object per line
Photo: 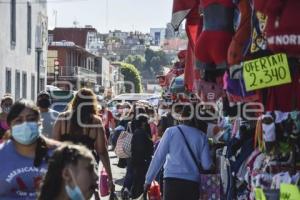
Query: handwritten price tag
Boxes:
[
  {"xmin": 280, "ymin": 184, "xmax": 300, "ymax": 200},
  {"xmin": 255, "ymin": 188, "xmax": 266, "ymax": 200},
  {"xmin": 243, "ymin": 53, "xmax": 292, "ymax": 91}
]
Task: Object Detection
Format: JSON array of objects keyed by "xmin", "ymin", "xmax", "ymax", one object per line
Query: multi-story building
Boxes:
[
  {"xmin": 150, "ymin": 28, "xmax": 166, "ymax": 46},
  {"xmin": 47, "ymin": 41, "xmax": 97, "ymax": 90},
  {"xmin": 47, "ymin": 27, "xmax": 124, "ymax": 96},
  {"xmin": 0, "ymin": 0, "xmax": 48, "ymax": 100}
]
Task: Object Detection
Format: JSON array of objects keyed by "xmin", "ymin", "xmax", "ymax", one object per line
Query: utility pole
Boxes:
[{"xmin": 36, "ymin": 48, "xmax": 42, "ymax": 93}]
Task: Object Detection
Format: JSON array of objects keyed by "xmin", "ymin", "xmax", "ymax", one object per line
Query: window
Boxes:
[
  {"xmin": 40, "ymin": 78, "xmax": 45, "ymax": 92},
  {"xmin": 48, "ymin": 34, "xmax": 53, "ymax": 45},
  {"xmin": 5, "ymin": 68, "xmax": 12, "ymax": 93},
  {"xmin": 22, "ymin": 72, "xmax": 27, "ymax": 98},
  {"xmin": 15, "ymin": 71, "xmax": 21, "ymax": 100},
  {"xmin": 11, "ymin": 0, "xmax": 16, "ymax": 47},
  {"xmin": 31, "ymin": 75, "xmax": 35, "ymax": 101},
  {"xmin": 27, "ymin": 2, "xmax": 32, "ymax": 52}
]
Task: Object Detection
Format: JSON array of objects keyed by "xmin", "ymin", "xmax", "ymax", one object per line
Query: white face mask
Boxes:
[
  {"xmin": 262, "ymin": 123, "xmax": 276, "ymax": 142},
  {"xmin": 148, "ymin": 117, "xmax": 155, "ymax": 123},
  {"xmin": 171, "ymin": 113, "xmax": 181, "ymax": 120},
  {"xmin": 158, "ymin": 109, "xmax": 169, "ymax": 116}
]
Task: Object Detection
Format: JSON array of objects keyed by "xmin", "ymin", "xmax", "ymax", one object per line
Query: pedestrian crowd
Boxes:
[{"xmin": 0, "ymin": 88, "xmax": 213, "ymax": 200}]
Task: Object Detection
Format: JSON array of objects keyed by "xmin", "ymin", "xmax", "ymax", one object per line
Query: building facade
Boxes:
[
  {"xmin": 0, "ymin": 0, "xmax": 48, "ymax": 100},
  {"xmin": 150, "ymin": 28, "xmax": 166, "ymax": 46},
  {"xmin": 47, "ymin": 41, "xmax": 97, "ymax": 90}
]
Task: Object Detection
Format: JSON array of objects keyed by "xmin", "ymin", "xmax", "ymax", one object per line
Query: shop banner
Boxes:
[{"xmin": 243, "ymin": 53, "xmax": 291, "ymax": 91}]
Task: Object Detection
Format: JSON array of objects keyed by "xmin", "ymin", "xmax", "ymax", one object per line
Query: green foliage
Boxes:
[
  {"xmin": 124, "ymin": 55, "xmax": 146, "ymax": 71},
  {"xmin": 115, "ymin": 62, "xmax": 142, "ymax": 93},
  {"xmin": 144, "ymin": 48, "xmax": 169, "ymax": 77}
]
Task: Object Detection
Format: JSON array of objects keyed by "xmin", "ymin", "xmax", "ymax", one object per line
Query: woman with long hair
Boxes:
[
  {"xmin": 53, "ymin": 88, "xmax": 114, "ymax": 193},
  {"xmin": 0, "ymin": 99, "xmax": 59, "ymax": 199},
  {"xmin": 38, "ymin": 143, "xmax": 98, "ymax": 200}
]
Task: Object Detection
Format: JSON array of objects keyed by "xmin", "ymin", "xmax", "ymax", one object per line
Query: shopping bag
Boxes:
[
  {"xmin": 114, "ymin": 123, "xmax": 133, "ymax": 158},
  {"xmin": 114, "ymin": 130, "xmax": 133, "ymax": 158},
  {"xmin": 99, "ymin": 168, "xmax": 109, "ymax": 197},
  {"xmin": 148, "ymin": 181, "xmax": 161, "ymax": 200},
  {"xmin": 199, "ymin": 174, "xmax": 222, "ymax": 200}
]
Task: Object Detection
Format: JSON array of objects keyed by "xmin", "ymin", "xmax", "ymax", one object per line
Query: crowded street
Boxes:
[{"xmin": 1, "ymin": 0, "xmax": 300, "ymax": 200}]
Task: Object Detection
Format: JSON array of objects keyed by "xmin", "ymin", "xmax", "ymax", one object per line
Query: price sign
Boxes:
[
  {"xmin": 280, "ymin": 184, "xmax": 300, "ymax": 200},
  {"xmin": 243, "ymin": 53, "xmax": 291, "ymax": 91},
  {"xmin": 254, "ymin": 188, "xmax": 266, "ymax": 200}
]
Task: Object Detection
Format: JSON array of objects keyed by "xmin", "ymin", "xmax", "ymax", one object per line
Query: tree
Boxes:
[
  {"xmin": 124, "ymin": 55, "xmax": 146, "ymax": 71},
  {"xmin": 115, "ymin": 62, "xmax": 142, "ymax": 93},
  {"xmin": 144, "ymin": 48, "xmax": 169, "ymax": 77}
]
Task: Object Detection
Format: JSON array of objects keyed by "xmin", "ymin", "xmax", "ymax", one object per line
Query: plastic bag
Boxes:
[
  {"xmin": 148, "ymin": 181, "xmax": 161, "ymax": 200},
  {"xmin": 99, "ymin": 168, "xmax": 109, "ymax": 197}
]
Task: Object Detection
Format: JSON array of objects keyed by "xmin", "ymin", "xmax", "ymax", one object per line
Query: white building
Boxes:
[
  {"xmin": 86, "ymin": 28, "xmax": 104, "ymax": 56},
  {"xmin": 150, "ymin": 28, "xmax": 166, "ymax": 46},
  {"xmin": 0, "ymin": 0, "xmax": 48, "ymax": 101}
]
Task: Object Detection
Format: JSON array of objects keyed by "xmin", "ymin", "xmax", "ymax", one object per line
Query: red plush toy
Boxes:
[
  {"xmin": 254, "ymin": 0, "xmax": 300, "ymax": 57},
  {"xmin": 227, "ymin": 0, "xmax": 252, "ymax": 65},
  {"xmin": 195, "ymin": 0, "xmax": 235, "ymax": 70}
]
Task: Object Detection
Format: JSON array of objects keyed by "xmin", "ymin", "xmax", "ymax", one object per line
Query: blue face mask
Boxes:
[
  {"xmin": 12, "ymin": 122, "xmax": 40, "ymax": 145},
  {"xmin": 65, "ymin": 168, "xmax": 85, "ymax": 200},
  {"xmin": 65, "ymin": 185, "xmax": 85, "ymax": 200}
]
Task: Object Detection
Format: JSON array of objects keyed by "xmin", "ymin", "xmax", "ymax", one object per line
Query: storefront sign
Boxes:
[{"xmin": 243, "ymin": 53, "xmax": 291, "ymax": 91}]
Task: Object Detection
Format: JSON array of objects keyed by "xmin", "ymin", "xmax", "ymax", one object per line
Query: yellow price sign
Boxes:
[
  {"xmin": 243, "ymin": 53, "xmax": 292, "ymax": 91},
  {"xmin": 280, "ymin": 184, "xmax": 300, "ymax": 200},
  {"xmin": 255, "ymin": 188, "xmax": 266, "ymax": 200}
]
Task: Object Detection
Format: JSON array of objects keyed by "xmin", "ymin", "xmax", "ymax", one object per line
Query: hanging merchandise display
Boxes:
[{"xmin": 167, "ymin": 0, "xmax": 300, "ymax": 199}]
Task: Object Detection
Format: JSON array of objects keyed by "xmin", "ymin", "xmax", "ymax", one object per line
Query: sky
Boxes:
[{"xmin": 47, "ymin": 0, "xmax": 173, "ymax": 33}]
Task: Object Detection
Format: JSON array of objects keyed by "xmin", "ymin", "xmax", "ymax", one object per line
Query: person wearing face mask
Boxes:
[
  {"xmin": 0, "ymin": 94, "xmax": 13, "ymax": 141},
  {"xmin": 38, "ymin": 143, "xmax": 98, "ymax": 200},
  {"xmin": 37, "ymin": 91, "xmax": 59, "ymax": 138},
  {"xmin": 130, "ymin": 113, "xmax": 154, "ymax": 199},
  {"xmin": 53, "ymin": 88, "xmax": 115, "ymax": 196},
  {"xmin": 0, "ymin": 99, "xmax": 59, "ymax": 199}
]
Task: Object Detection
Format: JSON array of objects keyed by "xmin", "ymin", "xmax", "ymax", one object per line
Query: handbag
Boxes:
[
  {"xmin": 177, "ymin": 126, "xmax": 222, "ymax": 199},
  {"xmin": 114, "ymin": 122, "xmax": 133, "ymax": 158},
  {"xmin": 99, "ymin": 168, "xmax": 109, "ymax": 197}
]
